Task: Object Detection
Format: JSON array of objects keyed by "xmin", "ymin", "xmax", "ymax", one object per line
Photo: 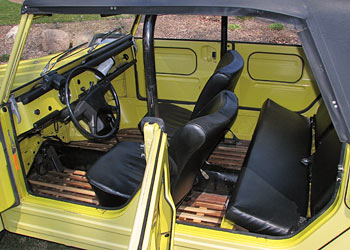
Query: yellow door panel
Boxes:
[
  {"xmin": 136, "ymin": 39, "xmax": 232, "ymax": 103},
  {"xmin": 0, "ymin": 104, "xmax": 23, "ymax": 213},
  {"xmin": 234, "ymin": 43, "xmax": 319, "ymax": 112},
  {"xmin": 0, "ymin": 136, "xmax": 16, "ymax": 213},
  {"xmin": 157, "ymin": 76, "xmax": 200, "ymax": 102},
  {"xmin": 129, "ymin": 123, "xmax": 175, "ymax": 250},
  {"xmin": 155, "ymin": 47, "xmax": 197, "ymax": 75},
  {"xmin": 248, "ymin": 52, "xmax": 303, "ymax": 83}
]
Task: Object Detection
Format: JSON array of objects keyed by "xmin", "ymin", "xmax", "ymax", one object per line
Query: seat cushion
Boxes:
[
  {"xmin": 226, "ymin": 168, "xmax": 300, "ymax": 236},
  {"xmin": 86, "ymin": 141, "xmax": 146, "ymax": 206},
  {"xmin": 225, "ymin": 99, "xmax": 311, "ymax": 235},
  {"xmin": 244, "ymin": 99, "xmax": 311, "ymax": 215}
]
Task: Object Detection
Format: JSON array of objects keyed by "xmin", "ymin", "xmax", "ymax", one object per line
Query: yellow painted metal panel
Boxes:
[
  {"xmin": 0, "ymin": 132, "xmax": 15, "ymax": 213},
  {"xmin": 230, "ymin": 109, "xmax": 260, "ymax": 140},
  {"xmin": 0, "ymin": 108, "xmax": 27, "ymax": 205},
  {"xmin": 129, "ymin": 123, "xmax": 175, "ymax": 250},
  {"xmin": 8, "ymin": 46, "xmax": 135, "ymax": 137},
  {"xmin": 320, "ymin": 228, "xmax": 350, "ymax": 249},
  {"xmin": 248, "ymin": 52, "xmax": 303, "ymax": 83},
  {"xmin": 155, "ymin": 47, "xmax": 196, "ymax": 75},
  {"xmin": 136, "ymin": 39, "xmax": 232, "ymax": 102},
  {"xmin": 2, "ymin": 195, "xmax": 140, "ymax": 249},
  {"xmin": 234, "ymin": 43, "xmax": 319, "ymax": 112},
  {"xmin": 157, "ymin": 76, "xmax": 200, "ymax": 102}
]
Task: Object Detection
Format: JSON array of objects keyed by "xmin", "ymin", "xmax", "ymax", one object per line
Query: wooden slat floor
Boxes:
[
  {"xmin": 29, "ymin": 169, "xmax": 99, "ymax": 205},
  {"xmin": 28, "ymin": 128, "xmax": 250, "ymax": 225},
  {"xmin": 177, "ymin": 192, "xmax": 228, "ymax": 227}
]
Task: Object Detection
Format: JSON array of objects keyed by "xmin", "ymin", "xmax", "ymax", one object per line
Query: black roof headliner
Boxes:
[{"xmin": 22, "ymin": 0, "xmax": 350, "ymax": 142}]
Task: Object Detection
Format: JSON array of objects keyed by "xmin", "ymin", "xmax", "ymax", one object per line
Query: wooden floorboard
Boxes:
[
  {"xmin": 29, "ymin": 169, "xmax": 99, "ymax": 206},
  {"xmin": 28, "ymin": 128, "xmax": 250, "ymax": 227},
  {"xmin": 177, "ymin": 192, "xmax": 228, "ymax": 228},
  {"xmin": 68, "ymin": 128, "xmax": 250, "ymax": 170}
]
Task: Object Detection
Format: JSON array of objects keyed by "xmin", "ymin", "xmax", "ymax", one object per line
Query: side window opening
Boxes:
[{"xmin": 134, "ymin": 15, "xmax": 300, "ymax": 44}]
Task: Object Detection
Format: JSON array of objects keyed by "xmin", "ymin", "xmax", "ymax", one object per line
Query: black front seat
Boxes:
[
  {"xmin": 87, "ymin": 90, "xmax": 239, "ymax": 207},
  {"xmin": 146, "ymin": 50, "xmax": 243, "ymax": 137}
]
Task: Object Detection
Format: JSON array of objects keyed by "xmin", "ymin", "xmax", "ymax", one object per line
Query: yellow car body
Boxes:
[{"xmin": 1, "ymin": 1, "xmax": 350, "ymax": 249}]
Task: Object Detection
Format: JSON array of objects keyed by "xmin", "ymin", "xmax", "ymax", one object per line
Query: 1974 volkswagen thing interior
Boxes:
[{"xmin": 1, "ymin": 1, "xmax": 349, "ymax": 249}]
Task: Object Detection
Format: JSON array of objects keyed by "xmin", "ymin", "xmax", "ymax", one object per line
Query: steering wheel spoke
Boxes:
[
  {"xmin": 89, "ymin": 113, "xmax": 99, "ymax": 134},
  {"xmin": 65, "ymin": 66, "xmax": 121, "ymax": 140}
]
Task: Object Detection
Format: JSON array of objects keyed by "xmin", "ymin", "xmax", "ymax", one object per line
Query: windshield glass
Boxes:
[
  {"xmin": 1, "ymin": 14, "xmax": 136, "ymax": 65},
  {"xmin": 0, "ymin": 13, "xmax": 136, "ymax": 88}
]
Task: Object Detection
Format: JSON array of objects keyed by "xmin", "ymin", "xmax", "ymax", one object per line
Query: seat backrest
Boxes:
[
  {"xmin": 314, "ymin": 100, "xmax": 333, "ymax": 147},
  {"xmin": 191, "ymin": 50, "xmax": 243, "ymax": 119},
  {"xmin": 169, "ymin": 90, "xmax": 239, "ymax": 204},
  {"xmin": 311, "ymin": 128, "xmax": 342, "ymax": 215}
]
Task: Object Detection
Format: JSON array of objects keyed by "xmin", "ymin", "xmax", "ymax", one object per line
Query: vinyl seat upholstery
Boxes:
[
  {"xmin": 87, "ymin": 90, "xmax": 239, "ymax": 206},
  {"xmin": 144, "ymin": 50, "xmax": 243, "ymax": 137},
  {"xmin": 225, "ymin": 99, "xmax": 341, "ymax": 236}
]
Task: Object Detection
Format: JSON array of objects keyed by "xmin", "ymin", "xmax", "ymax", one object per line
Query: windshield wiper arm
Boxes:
[
  {"xmin": 41, "ymin": 42, "xmax": 88, "ymax": 76},
  {"xmin": 88, "ymin": 27, "xmax": 122, "ymax": 53}
]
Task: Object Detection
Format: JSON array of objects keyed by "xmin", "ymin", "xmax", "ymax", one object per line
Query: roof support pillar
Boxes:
[
  {"xmin": 221, "ymin": 16, "xmax": 228, "ymax": 58},
  {"xmin": 143, "ymin": 15, "xmax": 159, "ymax": 117}
]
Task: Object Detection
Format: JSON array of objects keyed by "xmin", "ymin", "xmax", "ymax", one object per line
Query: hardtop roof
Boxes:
[{"xmin": 22, "ymin": 0, "xmax": 350, "ymax": 142}]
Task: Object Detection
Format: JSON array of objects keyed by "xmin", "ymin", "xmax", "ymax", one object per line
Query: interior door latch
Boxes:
[{"xmin": 9, "ymin": 95, "xmax": 21, "ymax": 124}]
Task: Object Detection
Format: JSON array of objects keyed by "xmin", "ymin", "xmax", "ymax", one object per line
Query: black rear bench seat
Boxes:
[{"xmin": 225, "ymin": 99, "xmax": 341, "ymax": 236}]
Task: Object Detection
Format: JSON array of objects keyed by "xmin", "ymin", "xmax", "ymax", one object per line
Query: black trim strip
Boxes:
[
  {"xmin": 137, "ymin": 132, "xmax": 163, "ymax": 250},
  {"xmin": 0, "ymin": 118, "xmax": 20, "ymax": 211},
  {"xmin": 7, "ymin": 104, "xmax": 31, "ymax": 193},
  {"xmin": 238, "ymin": 106, "xmax": 261, "ymax": 111}
]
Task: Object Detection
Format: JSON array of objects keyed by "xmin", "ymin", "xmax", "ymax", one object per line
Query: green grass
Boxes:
[
  {"xmin": 269, "ymin": 22, "xmax": 285, "ymax": 31},
  {"xmin": 33, "ymin": 14, "xmax": 102, "ymax": 24},
  {"xmin": 0, "ymin": 0, "xmax": 102, "ymax": 25},
  {"xmin": 0, "ymin": 54, "xmax": 9, "ymax": 62},
  {"xmin": 228, "ymin": 24, "xmax": 242, "ymax": 31},
  {"xmin": 0, "ymin": 0, "xmax": 22, "ymax": 25}
]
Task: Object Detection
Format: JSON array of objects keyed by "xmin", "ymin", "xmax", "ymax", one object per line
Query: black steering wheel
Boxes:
[{"xmin": 65, "ymin": 65, "xmax": 120, "ymax": 140}]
